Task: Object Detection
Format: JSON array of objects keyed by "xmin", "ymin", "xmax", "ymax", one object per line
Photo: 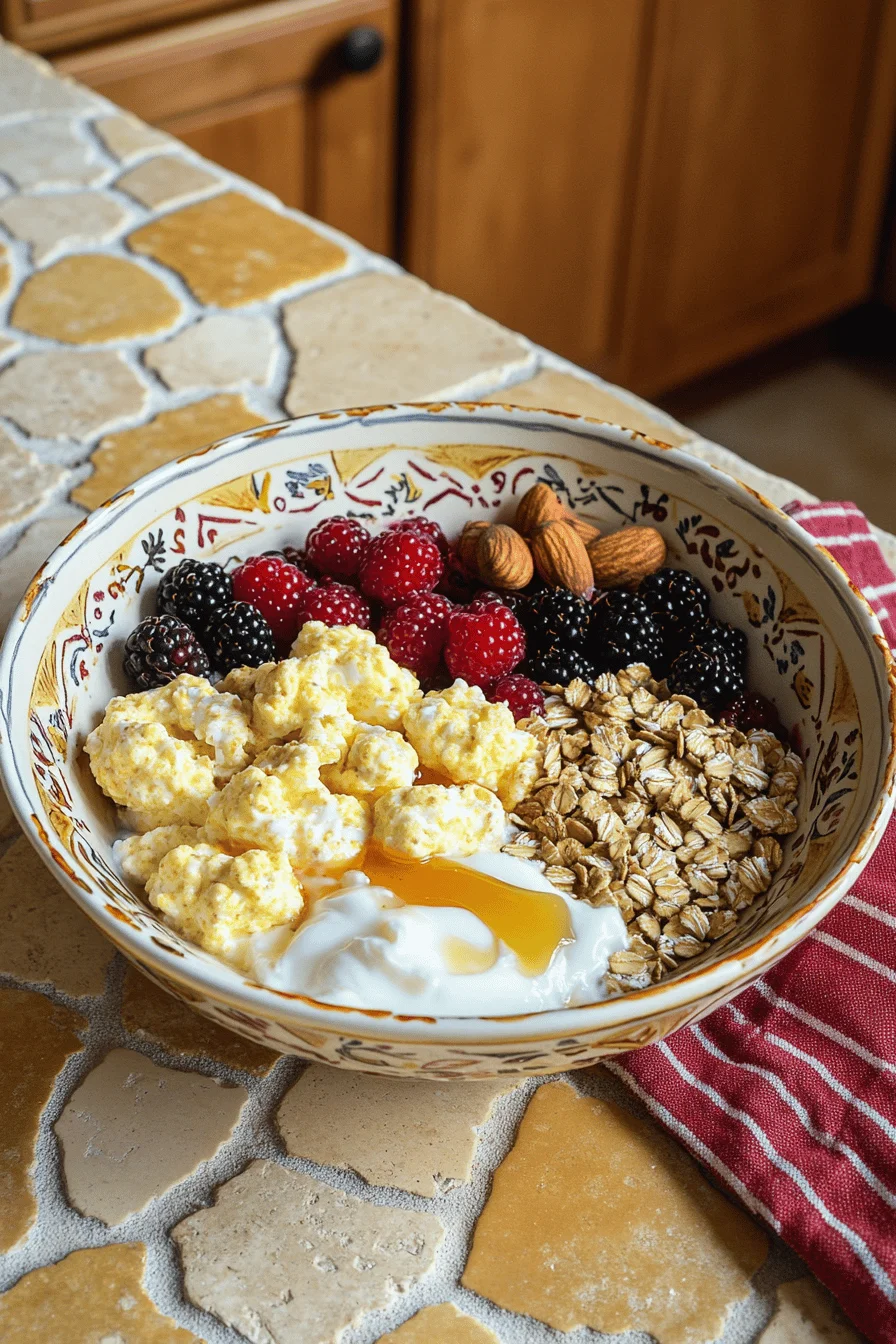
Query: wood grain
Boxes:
[{"xmin": 1, "ymin": 0, "xmax": 257, "ymax": 54}]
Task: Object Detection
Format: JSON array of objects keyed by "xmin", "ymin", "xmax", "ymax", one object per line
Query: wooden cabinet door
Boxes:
[
  {"xmin": 615, "ymin": 0, "xmax": 896, "ymax": 394},
  {"xmin": 2, "ymin": 0, "xmax": 255, "ymax": 54},
  {"xmin": 55, "ymin": 0, "xmax": 398, "ymax": 256},
  {"xmin": 403, "ymin": 0, "xmax": 650, "ymax": 375}
]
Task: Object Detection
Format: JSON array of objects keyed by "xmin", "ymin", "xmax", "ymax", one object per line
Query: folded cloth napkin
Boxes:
[{"xmin": 611, "ymin": 502, "xmax": 896, "ymax": 1344}]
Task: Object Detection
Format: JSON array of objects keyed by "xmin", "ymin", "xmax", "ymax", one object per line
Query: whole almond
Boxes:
[
  {"xmin": 530, "ymin": 519, "xmax": 593, "ymax": 595},
  {"xmin": 477, "ymin": 523, "xmax": 534, "ymax": 590},
  {"xmin": 457, "ymin": 520, "xmax": 488, "ymax": 575},
  {"xmin": 586, "ymin": 526, "xmax": 666, "ymax": 588},
  {"xmin": 564, "ymin": 510, "xmax": 600, "ymax": 546},
  {"xmin": 515, "ymin": 483, "xmax": 566, "ymax": 537}
]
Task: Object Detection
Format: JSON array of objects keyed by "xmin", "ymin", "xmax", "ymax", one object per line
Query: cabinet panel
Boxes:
[
  {"xmin": 2, "ymin": 0, "xmax": 254, "ymax": 54},
  {"xmin": 403, "ymin": 0, "xmax": 649, "ymax": 373},
  {"xmin": 55, "ymin": 0, "xmax": 398, "ymax": 255}
]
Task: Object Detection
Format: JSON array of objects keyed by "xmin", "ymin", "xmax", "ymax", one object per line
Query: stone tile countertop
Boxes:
[{"xmin": 0, "ymin": 37, "xmax": 876, "ymax": 1344}]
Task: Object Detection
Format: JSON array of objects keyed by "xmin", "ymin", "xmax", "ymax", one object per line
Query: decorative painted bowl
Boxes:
[{"xmin": 2, "ymin": 403, "xmax": 895, "ymax": 1079}]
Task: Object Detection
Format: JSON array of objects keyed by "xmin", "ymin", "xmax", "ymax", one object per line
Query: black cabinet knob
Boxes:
[{"xmin": 342, "ymin": 25, "xmax": 385, "ymax": 73}]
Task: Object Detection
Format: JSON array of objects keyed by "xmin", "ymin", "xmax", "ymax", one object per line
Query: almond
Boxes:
[
  {"xmin": 564, "ymin": 510, "xmax": 600, "ymax": 546},
  {"xmin": 515, "ymin": 483, "xmax": 566, "ymax": 537},
  {"xmin": 457, "ymin": 520, "xmax": 488, "ymax": 575},
  {"xmin": 586, "ymin": 526, "xmax": 666, "ymax": 588},
  {"xmin": 476, "ymin": 523, "xmax": 534, "ymax": 590},
  {"xmin": 530, "ymin": 519, "xmax": 593, "ymax": 595}
]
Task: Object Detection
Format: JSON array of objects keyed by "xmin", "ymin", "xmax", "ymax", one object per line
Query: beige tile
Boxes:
[
  {"xmin": 0, "ymin": 349, "xmax": 148, "ymax": 441},
  {"xmin": 283, "ymin": 271, "xmax": 530, "ymax": 416},
  {"xmin": 72, "ymin": 394, "xmax": 267, "ymax": 509},
  {"xmin": 0, "ymin": 508, "xmax": 84, "ymax": 636},
  {"xmin": 55, "ymin": 1047, "xmax": 247, "ymax": 1225},
  {"xmin": 0, "ymin": 985, "xmax": 85, "ymax": 1252},
  {"xmin": 117, "ymin": 155, "xmax": 222, "ymax": 209},
  {"xmin": 0, "ymin": 190, "xmax": 130, "ymax": 263},
  {"xmin": 0, "ymin": 118, "xmax": 106, "ymax": 189},
  {"xmin": 462, "ymin": 1081, "xmax": 767, "ymax": 1344},
  {"xmin": 759, "ymin": 1278, "xmax": 861, "ymax": 1343},
  {"xmin": 122, "ymin": 965, "xmax": 280, "ymax": 1075},
  {"xmin": 0, "ymin": 1243, "xmax": 199, "ymax": 1342},
  {"xmin": 278, "ymin": 1066, "xmax": 512, "ymax": 1196},
  {"xmin": 379, "ymin": 1304, "xmax": 499, "ymax": 1343},
  {"xmin": 0, "ymin": 44, "xmax": 101, "ymax": 116},
  {"xmin": 483, "ymin": 368, "xmax": 691, "ymax": 446},
  {"xmin": 0, "ymin": 428, "xmax": 64, "ymax": 531},
  {"xmin": 94, "ymin": 114, "xmax": 173, "ymax": 163},
  {"xmin": 12, "ymin": 254, "xmax": 182, "ymax": 344},
  {"xmin": 145, "ymin": 313, "xmax": 279, "ymax": 390},
  {"xmin": 0, "ymin": 836, "xmax": 113, "ymax": 995},
  {"xmin": 129, "ymin": 191, "xmax": 347, "ymax": 307},
  {"xmin": 173, "ymin": 1159, "xmax": 443, "ymax": 1344}
]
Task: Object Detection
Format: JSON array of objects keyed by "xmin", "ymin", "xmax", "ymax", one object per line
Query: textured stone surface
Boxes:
[
  {"xmin": 0, "ymin": 1243, "xmax": 199, "ymax": 1342},
  {"xmin": 278, "ymin": 1066, "xmax": 512, "ymax": 1195},
  {"xmin": 758, "ymin": 1279, "xmax": 862, "ymax": 1342},
  {"xmin": 283, "ymin": 271, "xmax": 531, "ymax": 415},
  {"xmin": 121, "ymin": 966, "xmax": 279, "ymax": 1075},
  {"xmin": 129, "ymin": 191, "xmax": 347, "ymax": 307},
  {"xmin": 0, "ymin": 190, "xmax": 129, "ymax": 263},
  {"xmin": 0, "ymin": 45, "xmax": 100, "ymax": 117},
  {"xmin": 0, "ymin": 987, "xmax": 85, "ymax": 1252},
  {"xmin": 483, "ymin": 368, "xmax": 691, "ymax": 446},
  {"xmin": 462, "ymin": 1082, "xmax": 767, "ymax": 1343},
  {"xmin": 0, "ymin": 333, "xmax": 18, "ymax": 361},
  {"xmin": 12, "ymin": 254, "xmax": 182, "ymax": 344},
  {"xmin": 55, "ymin": 1049, "xmax": 247, "ymax": 1225},
  {"xmin": 0, "ymin": 349, "xmax": 148, "ymax": 440},
  {"xmin": 0, "ymin": 507, "xmax": 83, "ymax": 635},
  {"xmin": 94, "ymin": 114, "xmax": 173, "ymax": 162},
  {"xmin": 0, "ymin": 118, "xmax": 105, "ymax": 188},
  {"xmin": 117, "ymin": 155, "xmax": 221, "ymax": 209},
  {"xmin": 72, "ymin": 394, "xmax": 267, "ymax": 509},
  {"xmin": 173, "ymin": 1159, "xmax": 443, "ymax": 1344},
  {"xmin": 0, "ymin": 429, "xmax": 63, "ymax": 531},
  {"xmin": 0, "ymin": 837, "xmax": 113, "ymax": 995},
  {"xmin": 144, "ymin": 313, "xmax": 278, "ymax": 390},
  {"xmin": 380, "ymin": 1304, "xmax": 499, "ymax": 1343}
]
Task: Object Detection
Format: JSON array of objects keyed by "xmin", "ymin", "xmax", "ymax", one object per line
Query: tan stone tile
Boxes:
[
  {"xmin": 0, "ymin": 119, "xmax": 106, "ymax": 189},
  {"xmin": 759, "ymin": 1278, "xmax": 861, "ymax": 1343},
  {"xmin": 482, "ymin": 368, "xmax": 690, "ymax": 446},
  {"xmin": 12, "ymin": 254, "xmax": 182, "ymax": 344},
  {"xmin": 462, "ymin": 1081, "xmax": 767, "ymax": 1344},
  {"xmin": 379, "ymin": 1304, "xmax": 499, "ymax": 1343},
  {"xmin": 72, "ymin": 394, "xmax": 267, "ymax": 509},
  {"xmin": 278, "ymin": 1066, "xmax": 512, "ymax": 1196},
  {"xmin": 0, "ymin": 507, "xmax": 84, "ymax": 636},
  {"xmin": 0, "ymin": 428, "xmax": 64, "ymax": 530},
  {"xmin": 0, "ymin": 44, "xmax": 101, "ymax": 116},
  {"xmin": 117, "ymin": 154, "xmax": 222, "ymax": 209},
  {"xmin": 94, "ymin": 114, "xmax": 173, "ymax": 163},
  {"xmin": 0, "ymin": 836, "xmax": 113, "ymax": 995},
  {"xmin": 55, "ymin": 1047, "xmax": 247, "ymax": 1225},
  {"xmin": 0, "ymin": 1243, "xmax": 200, "ymax": 1342},
  {"xmin": 0, "ymin": 190, "xmax": 130, "ymax": 263},
  {"xmin": 0, "ymin": 985, "xmax": 86, "ymax": 1252},
  {"xmin": 0, "ymin": 349, "xmax": 148, "ymax": 441},
  {"xmin": 122, "ymin": 965, "xmax": 279, "ymax": 1075},
  {"xmin": 173, "ymin": 1159, "xmax": 443, "ymax": 1343},
  {"xmin": 145, "ymin": 313, "xmax": 279, "ymax": 390},
  {"xmin": 283, "ymin": 272, "xmax": 530, "ymax": 416},
  {"xmin": 129, "ymin": 191, "xmax": 347, "ymax": 307}
]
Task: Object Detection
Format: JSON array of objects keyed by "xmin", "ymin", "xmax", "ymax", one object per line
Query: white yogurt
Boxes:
[{"xmin": 242, "ymin": 852, "xmax": 628, "ymax": 1014}]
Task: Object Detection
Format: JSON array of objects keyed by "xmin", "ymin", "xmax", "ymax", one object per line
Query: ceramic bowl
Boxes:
[{"xmin": 2, "ymin": 403, "xmax": 895, "ymax": 1079}]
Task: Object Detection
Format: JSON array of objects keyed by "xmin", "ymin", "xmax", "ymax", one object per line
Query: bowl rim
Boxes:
[{"xmin": 3, "ymin": 400, "xmax": 895, "ymax": 1045}]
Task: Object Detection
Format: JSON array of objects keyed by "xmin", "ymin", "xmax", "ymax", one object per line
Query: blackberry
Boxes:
[
  {"xmin": 668, "ymin": 645, "xmax": 745, "ymax": 713},
  {"xmin": 157, "ymin": 559, "xmax": 233, "ymax": 640},
  {"xmin": 639, "ymin": 569, "xmax": 711, "ymax": 658},
  {"xmin": 123, "ymin": 615, "xmax": 210, "ymax": 690},
  {"xmin": 527, "ymin": 645, "xmax": 596, "ymax": 686},
  {"xmin": 590, "ymin": 591, "xmax": 665, "ymax": 675},
  {"xmin": 692, "ymin": 618, "xmax": 748, "ymax": 667},
  {"xmin": 524, "ymin": 588, "xmax": 592, "ymax": 648},
  {"xmin": 206, "ymin": 602, "xmax": 276, "ymax": 673}
]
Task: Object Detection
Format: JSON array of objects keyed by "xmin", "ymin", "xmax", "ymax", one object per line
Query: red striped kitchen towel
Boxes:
[{"xmin": 613, "ymin": 502, "xmax": 896, "ymax": 1344}]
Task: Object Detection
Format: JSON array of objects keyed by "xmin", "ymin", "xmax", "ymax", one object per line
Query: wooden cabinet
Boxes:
[
  {"xmin": 2, "ymin": 0, "xmax": 256, "ymax": 53},
  {"xmin": 55, "ymin": 0, "xmax": 399, "ymax": 256}
]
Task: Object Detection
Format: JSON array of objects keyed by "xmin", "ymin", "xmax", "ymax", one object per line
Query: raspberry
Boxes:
[
  {"xmin": 386, "ymin": 516, "xmax": 449, "ymax": 555},
  {"xmin": 378, "ymin": 592, "xmax": 454, "ymax": 678},
  {"xmin": 296, "ymin": 580, "xmax": 372, "ymax": 630},
  {"xmin": 359, "ymin": 530, "xmax": 443, "ymax": 607},
  {"xmin": 123, "ymin": 615, "xmax": 210, "ymax": 690},
  {"xmin": 489, "ymin": 674, "xmax": 545, "ymax": 721},
  {"xmin": 444, "ymin": 602, "xmax": 526, "ymax": 688},
  {"xmin": 305, "ymin": 516, "xmax": 371, "ymax": 579},
  {"xmin": 231, "ymin": 554, "xmax": 313, "ymax": 653},
  {"xmin": 437, "ymin": 549, "xmax": 479, "ymax": 604},
  {"xmin": 721, "ymin": 692, "xmax": 784, "ymax": 736}
]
